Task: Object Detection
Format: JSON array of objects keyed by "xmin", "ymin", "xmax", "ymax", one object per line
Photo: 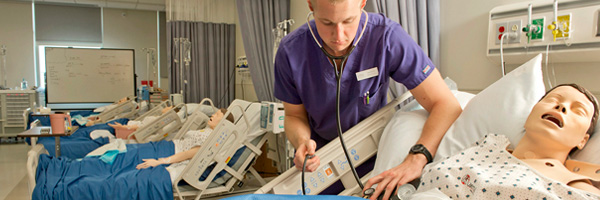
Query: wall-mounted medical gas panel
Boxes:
[{"xmin": 487, "ymin": 0, "xmax": 600, "ymax": 64}]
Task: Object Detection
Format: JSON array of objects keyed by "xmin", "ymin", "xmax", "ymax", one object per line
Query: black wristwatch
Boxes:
[{"xmin": 409, "ymin": 144, "xmax": 433, "ymax": 164}]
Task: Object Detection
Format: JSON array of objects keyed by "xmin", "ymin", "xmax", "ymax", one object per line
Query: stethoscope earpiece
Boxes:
[{"xmin": 306, "ymin": 10, "xmax": 369, "ymax": 78}]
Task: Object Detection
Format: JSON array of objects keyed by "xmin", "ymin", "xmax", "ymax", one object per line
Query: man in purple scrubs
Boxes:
[{"xmin": 273, "ymin": 0, "xmax": 462, "ymax": 199}]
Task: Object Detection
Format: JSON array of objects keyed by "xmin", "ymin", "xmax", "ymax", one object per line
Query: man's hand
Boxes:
[
  {"xmin": 363, "ymin": 154, "xmax": 427, "ymax": 200},
  {"xmin": 293, "ymin": 139, "xmax": 320, "ymax": 172}
]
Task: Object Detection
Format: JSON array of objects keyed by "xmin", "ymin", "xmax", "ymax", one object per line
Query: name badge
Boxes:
[{"xmin": 356, "ymin": 67, "xmax": 379, "ymax": 81}]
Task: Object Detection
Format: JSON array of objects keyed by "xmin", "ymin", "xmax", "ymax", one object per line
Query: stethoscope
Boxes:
[
  {"xmin": 306, "ymin": 9, "xmax": 369, "ymax": 78},
  {"xmin": 301, "ymin": 10, "xmax": 369, "ymax": 195}
]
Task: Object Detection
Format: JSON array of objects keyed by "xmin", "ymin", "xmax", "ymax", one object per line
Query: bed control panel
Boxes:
[{"xmin": 269, "ymin": 134, "xmax": 378, "ymax": 195}]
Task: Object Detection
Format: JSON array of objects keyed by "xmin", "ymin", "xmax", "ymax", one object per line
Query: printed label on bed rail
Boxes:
[{"xmin": 324, "ymin": 165, "xmax": 333, "ymax": 178}]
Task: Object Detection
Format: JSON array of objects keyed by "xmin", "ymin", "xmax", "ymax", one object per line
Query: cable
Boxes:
[
  {"xmin": 545, "ymin": 44, "xmax": 553, "ymax": 88},
  {"xmin": 334, "ymin": 56, "xmax": 364, "ymax": 190},
  {"xmin": 500, "ymin": 34, "xmax": 507, "ymax": 76},
  {"xmin": 500, "ymin": 32, "xmax": 518, "ymax": 77},
  {"xmin": 216, "ymin": 66, "xmax": 237, "ymax": 108},
  {"xmin": 301, "ymin": 154, "xmax": 314, "ymax": 195}
]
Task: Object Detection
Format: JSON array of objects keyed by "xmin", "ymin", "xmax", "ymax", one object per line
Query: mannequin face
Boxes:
[
  {"xmin": 207, "ymin": 110, "xmax": 224, "ymax": 130},
  {"xmin": 308, "ymin": 0, "xmax": 365, "ymax": 56},
  {"xmin": 524, "ymin": 86, "xmax": 593, "ymax": 150}
]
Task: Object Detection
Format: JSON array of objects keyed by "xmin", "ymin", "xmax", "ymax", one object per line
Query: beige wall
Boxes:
[
  {"xmin": 0, "ymin": 2, "xmax": 35, "ymax": 89},
  {"xmin": 102, "ymin": 8, "xmax": 158, "ymax": 88},
  {"xmin": 441, "ymin": 0, "xmax": 600, "ymax": 97}
]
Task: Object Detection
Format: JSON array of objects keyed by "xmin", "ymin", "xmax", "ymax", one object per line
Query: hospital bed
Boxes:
[
  {"xmin": 255, "ymin": 92, "xmax": 414, "ymax": 196},
  {"xmin": 26, "ymin": 99, "xmax": 269, "ymax": 200},
  {"xmin": 173, "ymin": 99, "xmax": 269, "ymax": 200}
]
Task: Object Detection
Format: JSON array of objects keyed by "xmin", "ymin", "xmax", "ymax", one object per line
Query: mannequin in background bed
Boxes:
[
  {"xmin": 136, "ymin": 108, "xmax": 234, "ymax": 169},
  {"xmin": 106, "ymin": 105, "xmax": 177, "ymax": 131},
  {"xmin": 415, "ymin": 84, "xmax": 600, "ymax": 199}
]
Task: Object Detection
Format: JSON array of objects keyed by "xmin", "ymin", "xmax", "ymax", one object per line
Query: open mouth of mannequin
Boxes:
[{"xmin": 542, "ymin": 113, "xmax": 563, "ymax": 128}]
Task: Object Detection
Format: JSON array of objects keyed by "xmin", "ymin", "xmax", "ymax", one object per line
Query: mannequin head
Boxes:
[
  {"xmin": 524, "ymin": 84, "xmax": 599, "ymax": 155},
  {"xmin": 207, "ymin": 108, "xmax": 234, "ymax": 130}
]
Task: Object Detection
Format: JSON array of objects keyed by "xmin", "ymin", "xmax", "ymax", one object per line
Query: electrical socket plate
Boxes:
[
  {"xmin": 495, "ymin": 22, "xmax": 508, "ymax": 45},
  {"xmin": 507, "ymin": 20, "xmax": 522, "ymax": 44}
]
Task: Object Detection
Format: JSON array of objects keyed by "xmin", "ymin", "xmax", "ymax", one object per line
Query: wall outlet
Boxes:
[
  {"xmin": 495, "ymin": 22, "xmax": 508, "ymax": 45},
  {"xmin": 507, "ymin": 20, "xmax": 522, "ymax": 44}
]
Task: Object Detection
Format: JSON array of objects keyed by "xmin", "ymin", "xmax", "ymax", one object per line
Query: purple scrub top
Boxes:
[{"xmin": 274, "ymin": 13, "xmax": 435, "ymax": 147}]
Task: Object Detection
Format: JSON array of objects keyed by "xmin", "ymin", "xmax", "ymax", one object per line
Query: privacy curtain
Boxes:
[
  {"xmin": 166, "ymin": 0, "xmax": 236, "ymax": 108},
  {"xmin": 365, "ymin": 0, "xmax": 441, "ymax": 98},
  {"xmin": 236, "ymin": 0, "xmax": 290, "ymax": 102},
  {"xmin": 167, "ymin": 22, "xmax": 236, "ymax": 107}
]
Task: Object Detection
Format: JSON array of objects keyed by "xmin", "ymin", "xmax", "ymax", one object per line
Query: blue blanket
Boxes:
[
  {"xmin": 34, "ymin": 141, "xmax": 175, "ymax": 200},
  {"xmin": 36, "ymin": 118, "xmax": 130, "ymax": 159}
]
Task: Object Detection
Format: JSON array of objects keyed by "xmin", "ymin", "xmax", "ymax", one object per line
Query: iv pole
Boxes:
[
  {"xmin": 173, "ymin": 38, "xmax": 191, "ymax": 102},
  {"xmin": 142, "ymin": 48, "xmax": 156, "ymax": 91},
  {"xmin": 0, "ymin": 45, "xmax": 6, "ymax": 89}
]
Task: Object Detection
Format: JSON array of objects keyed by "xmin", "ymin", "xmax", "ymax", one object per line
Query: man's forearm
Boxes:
[
  {"xmin": 284, "ymin": 115, "xmax": 312, "ymax": 149},
  {"xmin": 416, "ymin": 100, "xmax": 462, "ymax": 156}
]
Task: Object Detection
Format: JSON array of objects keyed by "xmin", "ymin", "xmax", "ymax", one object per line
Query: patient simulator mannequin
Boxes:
[
  {"xmin": 136, "ymin": 108, "xmax": 234, "ymax": 170},
  {"xmin": 414, "ymin": 84, "xmax": 600, "ymax": 199},
  {"xmin": 106, "ymin": 105, "xmax": 176, "ymax": 131}
]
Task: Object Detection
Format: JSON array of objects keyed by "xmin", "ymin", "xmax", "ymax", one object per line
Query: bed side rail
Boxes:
[
  {"xmin": 198, "ymin": 98, "xmax": 218, "ymax": 114},
  {"xmin": 128, "ymin": 109, "xmax": 184, "ymax": 143},
  {"xmin": 97, "ymin": 99, "xmax": 137, "ymax": 123},
  {"xmin": 27, "ymin": 144, "xmax": 48, "ymax": 198},
  {"xmin": 255, "ymin": 92, "xmax": 413, "ymax": 195},
  {"xmin": 134, "ymin": 100, "xmax": 172, "ymax": 121},
  {"xmin": 173, "ymin": 112, "xmax": 209, "ymax": 140},
  {"xmin": 173, "ymin": 105, "xmax": 249, "ymax": 199}
]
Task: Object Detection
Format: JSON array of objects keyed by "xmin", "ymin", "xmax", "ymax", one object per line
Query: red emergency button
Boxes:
[
  {"xmin": 498, "ymin": 34, "xmax": 503, "ymax": 40},
  {"xmin": 499, "ymin": 26, "xmax": 505, "ymax": 33}
]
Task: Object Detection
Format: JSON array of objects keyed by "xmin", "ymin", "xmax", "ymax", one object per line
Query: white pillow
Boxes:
[
  {"xmin": 571, "ymin": 121, "xmax": 600, "ymax": 164},
  {"xmin": 372, "ymin": 91, "xmax": 475, "ymax": 177},
  {"xmin": 435, "ymin": 54, "xmax": 545, "ymax": 160}
]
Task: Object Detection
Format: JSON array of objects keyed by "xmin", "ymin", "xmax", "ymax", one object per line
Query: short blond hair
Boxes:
[{"xmin": 310, "ymin": 0, "xmax": 361, "ymax": 6}]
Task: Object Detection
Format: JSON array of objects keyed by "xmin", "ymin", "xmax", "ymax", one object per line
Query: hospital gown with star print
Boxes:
[{"xmin": 416, "ymin": 134, "xmax": 599, "ymax": 199}]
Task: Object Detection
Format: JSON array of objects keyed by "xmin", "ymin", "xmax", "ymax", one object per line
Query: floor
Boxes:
[
  {"xmin": 0, "ymin": 142, "xmax": 271, "ymax": 200},
  {"xmin": 0, "ymin": 143, "xmax": 29, "ymax": 200}
]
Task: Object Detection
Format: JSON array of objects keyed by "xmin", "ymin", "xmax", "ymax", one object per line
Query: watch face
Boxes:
[{"xmin": 411, "ymin": 144, "xmax": 423, "ymax": 152}]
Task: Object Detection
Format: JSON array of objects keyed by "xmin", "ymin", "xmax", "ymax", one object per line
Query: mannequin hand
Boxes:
[
  {"xmin": 108, "ymin": 122, "xmax": 123, "ymax": 129},
  {"xmin": 363, "ymin": 154, "xmax": 427, "ymax": 200},
  {"xmin": 294, "ymin": 139, "xmax": 320, "ymax": 172},
  {"xmin": 136, "ymin": 158, "xmax": 165, "ymax": 169}
]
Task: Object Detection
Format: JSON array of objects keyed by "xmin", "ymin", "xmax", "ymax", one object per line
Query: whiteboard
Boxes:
[{"xmin": 45, "ymin": 47, "xmax": 135, "ymax": 103}]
